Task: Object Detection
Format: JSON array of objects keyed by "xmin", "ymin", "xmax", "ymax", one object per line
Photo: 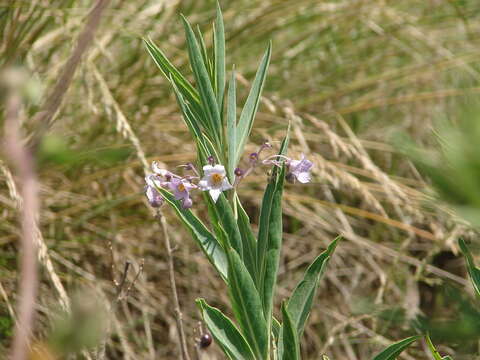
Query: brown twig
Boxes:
[
  {"xmin": 4, "ymin": 74, "xmax": 40, "ymax": 360},
  {"xmin": 156, "ymin": 210, "xmax": 191, "ymax": 360},
  {"xmin": 30, "ymin": 0, "xmax": 111, "ymax": 148}
]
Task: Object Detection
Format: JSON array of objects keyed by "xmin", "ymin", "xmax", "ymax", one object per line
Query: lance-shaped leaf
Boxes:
[
  {"xmin": 227, "ymin": 247, "xmax": 268, "ymax": 359},
  {"xmin": 234, "ymin": 42, "xmax": 272, "ymax": 167},
  {"xmin": 426, "ymin": 333, "xmax": 453, "ymax": 360},
  {"xmin": 216, "ymin": 195, "xmax": 243, "ymax": 258},
  {"xmin": 256, "ymin": 132, "xmax": 289, "ymax": 322},
  {"xmin": 156, "ymin": 188, "xmax": 227, "ymax": 280},
  {"xmin": 236, "ymin": 197, "xmax": 257, "ymax": 281},
  {"xmin": 372, "ymin": 335, "xmax": 421, "ymax": 360},
  {"xmin": 288, "ymin": 237, "xmax": 340, "ymax": 336},
  {"xmin": 143, "ymin": 38, "xmax": 199, "ymax": 104},
  {"xmin": 226, "ymin": 69, "xmax": 237, "ymax": 182},
  {"xmin": 459, "ymin": 238, "xmax": 480, "ymax": 297},
  {"xmin": 214, "ymin": 1, "xmax": 226, "ymax": 113},
  {"xmin": 279, "ymin": 302, "xmax": 301, "ymax": 360},
  {"xmin": 181, "ymin": 15, "xmax": 222, "ymax": 147},
  {"xmin": 196, "ymin": 299, "xmax": 255, "ymax": 360},
  {"xmin": 143, "ymin": 39, "xmax": 205, "ymax": 126},
  {"xmin": 277, "ymin": 237, "xmax": 339, "ymax": 359}
]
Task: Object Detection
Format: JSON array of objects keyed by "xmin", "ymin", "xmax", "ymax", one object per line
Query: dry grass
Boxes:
[{"xmin": 1, "ymin": 0, "xmax": 480, "ymax": 358}]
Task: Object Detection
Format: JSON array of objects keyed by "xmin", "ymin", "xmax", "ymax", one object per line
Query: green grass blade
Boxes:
[
  {"xmin": 214, "ymin": 1, "xmax": 226, "ymax": 113},
  {"xmin": 287, "ymin": 237, "xmax": 340, "ymax": 337},
  {"xmin": 156, "ymin": 188, "xmax": 227, "ymax": 280},
  {"xmin": 234, "ymin": 42, "xmax": 272, "ymax": 167},
  {"xmin": 181, "ymin": 15, "xmax": 222, "ymax": 147},
  {"xmin": 279, "ymin": 302, "xmax": 301, "ymax": 360},
  {"xmin": 372, "ymin": 336, "xmax": 421, "ymax": 360},
  {"xmin": 196, "ymin": 299, "xmax": 255, "ymax": 360},
  {"xmin": 459, "ymin": 238, "xmax": 480, "ymax": 297},
  {"xmin": 227, "ymin": 247, "xmax": 268, "ymax": 359},
  {"xmin": 226, "ymin": 69, "xmax": 237, "ymax": 182}
]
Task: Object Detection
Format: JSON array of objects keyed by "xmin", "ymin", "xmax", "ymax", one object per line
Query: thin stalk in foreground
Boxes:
[{"xmin": 157, "ymin": 210, "xmax": 191, "ymax": 360}]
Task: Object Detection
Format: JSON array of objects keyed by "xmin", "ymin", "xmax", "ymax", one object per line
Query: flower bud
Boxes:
[
  {"xmin": 234, "ymin": 167, "xmax": 244, "ymax": 177},
  {"xmin": 207, "ymin": 155, "xmax": 215, "ymax": 165},
  {"xmin": 249, "ymin": 152, "xmax": 258, "ymax": 163}
]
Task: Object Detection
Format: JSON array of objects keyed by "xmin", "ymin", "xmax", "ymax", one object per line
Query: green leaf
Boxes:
[
  {"xmin": 272, "ymin": 316, "xmax": 281, "ymax": 340},
  {"xmin": 288, "ymin": 237, "xmax": 340, "ymax": 337},
  {"xmin": 156, "ymin": 188, "xmax": 227, "ymax": 280},
  {"xmin": 459, "ymin": 238, "xmax": 480, "ymax": 297},
  {"xmin": 234, "ymin": 42, "xmax": 272, "ymax": 167},
  {"xmin": 227, "ymin": 247, "xmax": 268, "ymax": 359},
  {"xmin": 425, "ymin": 333, "xmax": 453, "ymax": 360},
  {"xmin": 216, "ymin": 195, "xmax": 243, "ymax": 258},
  {"xmin": 236, "ymin": 196, "xmax": 257, "ymax": 281},
  {"xmin": 256, "ymin": 132, "xmax": 289, "ymax": 324},
  {"xmin": 279, "ymin": 302, "xmax": 301, "ymax": 360},
  {"xmin": 170, "ymin": 78, "xmax": 210, "ymax": 158},
  {"xmin": 144, "ymin": 38, "xmax": 205, "ymax": 126},
  {"xmin": 372, "ymin": 336, "xmax": 421, "ymax": 360},
  {"xmin": 143, "ymin": 38, "xmax": 199, "ymax": 104},
  {"xmin": 196, "ymin": 299, "xmax": 255, "ymax": 360},
  {"xmin": 226, "ymin": 69, "xmax": 237, "ymax": 182},
  {"xmin": 214, "ymin": 1, "xmax": 226, "ymax": 113},
  {"xmin": 181, "ymin": 15, "xmax": 222, "ymax": 147}
]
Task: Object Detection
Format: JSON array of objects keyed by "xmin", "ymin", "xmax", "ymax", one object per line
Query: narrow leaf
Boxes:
[
  {"xmin": 426, "ymin": 334, "xmax": 452, "ymax": 360},
  {"xmin": 235, "ymin": 42, "xmax": 272, "ymax": 167},
  {"xmin": 256, "ymin": 132, "xmax": 289, "ymax": 322},
  {"xmin": 459, "ymin": 238, "xmax": 480, "ymax": 297},
  {"xmin": 288, "ymin": 237, "xmax": 340, "ymax": 336},
  {"xmin": 236, "ymin": 197, "xmax": 257, "ymax": 281},
  {"xmin": 372, "ymin": 336, "xmax": 421, "ymax": 360},
  {"xmin": 227, "ymin": 248, "xmax": 268, "ymax": 359},
  {"xmin": 226, "ymin": 69, "xmax": 237, "ymax": 182},
  {"xmin": 156, "ymin": 188, "xmax": 227, "ymax": 280},
  {"xmin": 214, "ymin": 1, "xmax": 226, "ymax": 112},
  {"xmin": 279, "ymin": 302, "xmax": 301, "ymax": 360},
  {"xmin": 196, "ymin": 299, "xmax": 255, "ymax": 360},
  {"xmin": 181, "ymin": 15, "xmax": 222, "ymax": 147},
  {"xmin": 143, "ymin": 38, "xmax": 199, "ymax": 104},
  {"xmin": 216, "ymin": 195, "xmax": 243, "ymax": 258}
]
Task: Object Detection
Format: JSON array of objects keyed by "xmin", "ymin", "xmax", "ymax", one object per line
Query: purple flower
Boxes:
[
  {"xmin": 287, "ymin": 154, "xmax": 313, "ymax": 184},
  {"xmin": 144, "ymin": 175, "xmax": 164, "ymax": 207},
  {"xmin": 198, "ymin": 164, "xmax": 232, "ymax": 202},
  {"xmin": 168, "ymin": 177, "xmax": 196, "ymax": 209},
  {"xmin": 152, "ymin": 161, "xmax": 172, "ymax": 178}
]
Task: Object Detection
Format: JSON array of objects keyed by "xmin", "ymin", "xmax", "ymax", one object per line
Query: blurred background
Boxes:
[{"xmin": 1, "ymin": 0, "xmax": 480, "ymax": 359}]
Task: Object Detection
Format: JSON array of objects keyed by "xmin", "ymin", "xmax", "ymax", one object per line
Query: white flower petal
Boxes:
[
  {"xmin": 289, "ymin": 160, "xmax": 300, "ymax": 170},
  {"xmin": 198, "ymin": 179, "xmax": 209, "ymax": 190},
  {"xmin": 152, "ymin": 161, "xmax": 169, "ymax": 176},
  {"xmin": 220, "ymin": 178, "xmax": 233, "ymax": 191},
  {"xmin": 296, "ymin": 172, "xmax": 311, "ymax": 184},
  {"xmin": 202, "ymin": 165, "xmax": 214, "ymax": 175},
  {"xmin": 212, "ymin": 164, "xmax": 226, "ymax": 174},
  {"xmin": 209, "ymin": 188, "xmax": 222, "ymax": 202}
]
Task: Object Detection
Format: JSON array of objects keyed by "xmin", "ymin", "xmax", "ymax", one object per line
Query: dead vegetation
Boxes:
[{"xmin": 1, "ymin": 0, "xmax": 480, "ymax": 358}]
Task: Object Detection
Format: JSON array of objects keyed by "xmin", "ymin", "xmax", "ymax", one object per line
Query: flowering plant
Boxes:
[{"xmin": 142, "ymin": 3, "xmax": 439, "ymax": 359}]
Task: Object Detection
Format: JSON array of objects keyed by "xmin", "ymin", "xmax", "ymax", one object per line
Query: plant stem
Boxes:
[{"xmin": 157, "ymin": 210, "xmax": 191, "ymax": 360}]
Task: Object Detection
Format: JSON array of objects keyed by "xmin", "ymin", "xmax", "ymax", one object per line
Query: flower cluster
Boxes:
[{"xmin": 144, "ymin": 145, "xmax": 313, "ymax": 209}]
